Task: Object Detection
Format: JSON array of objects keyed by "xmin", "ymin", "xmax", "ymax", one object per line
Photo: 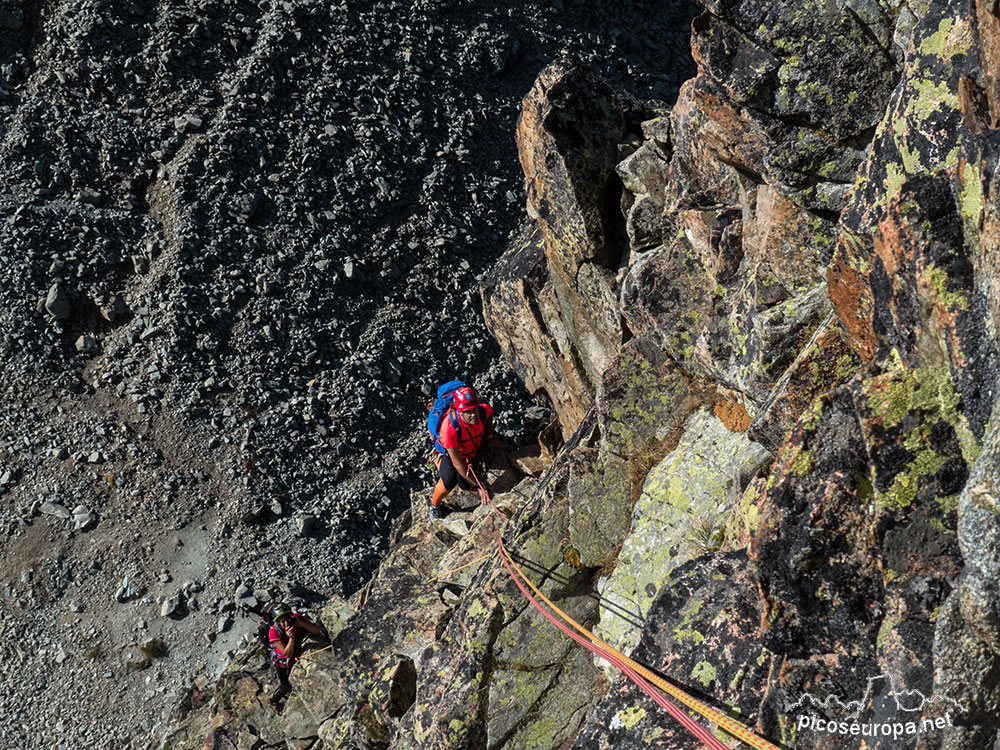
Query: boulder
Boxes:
[
  {"xmin": 617, "ymin": 130, "xmax": 671, "ymax": 254},
  {"xmin": 44, "ymin": 283, "xmax": 71, "ymax": 320}
]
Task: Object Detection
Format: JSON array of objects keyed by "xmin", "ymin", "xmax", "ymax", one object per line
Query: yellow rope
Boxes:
[
  {"xmin": 425, "ymin": 554, "xmax": 491, "ymax": 583},
  {"xmin": 500, "ymin": 538, "xmax": 780, "ymax": 750},
  {"xmin": 295, "ymin": 643, "xmax": 334, "ymax": 666}
]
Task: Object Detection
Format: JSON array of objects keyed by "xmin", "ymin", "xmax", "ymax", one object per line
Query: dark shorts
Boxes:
[{"xmin": 437, "ymin": 452, "xmax": 479, "ymax": 492}]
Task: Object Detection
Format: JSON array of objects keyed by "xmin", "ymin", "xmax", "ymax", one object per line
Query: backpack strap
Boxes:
[{"xmin": 446, "ymin": 406, "xmax": 489, "ymax": 459}]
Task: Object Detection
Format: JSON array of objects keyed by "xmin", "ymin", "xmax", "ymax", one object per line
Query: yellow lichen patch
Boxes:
[
  {"xmin": 918, "ymin": 17, "xmax": 973, "ymax": 59},
  {"xmin": 909, "ymin": 77, "xmax": 960, "ymax": 121},
  {"xmin": 960, "ymin": 160, "xmax": 983, "ymax": 227},
  {"xmin": 884, "ymin": 162, "xmax": 906, "ymax": 206},
  {"xmin": 790, "ymin": 448, "xmax": 815, "ymax": 477},
  {"xmin": 898, "ymin": 142, "xmax": 922, "ymax": 174},
  {"xmin": 614, "ymin": 705, "xmax": 647, "ymax": 730},
  {"xmin": 926, "ymin": 265, "xmax": 969, "ymax": 311}
]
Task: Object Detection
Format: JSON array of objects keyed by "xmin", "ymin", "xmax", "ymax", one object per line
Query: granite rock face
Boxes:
[
  {"xmin": 165, "ymin": 0, "xmax": 1000, "ymax": 746},
  {"xmin": 484, "ymin": 61, "xmax": 630, "ymax": 439}
]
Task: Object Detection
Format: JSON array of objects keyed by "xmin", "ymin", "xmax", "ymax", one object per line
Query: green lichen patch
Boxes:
[
  {"xmin": 868, "ymin": 364, "xmax": 959, "ymax": 427},
  {"xmin": 790, "ymin": 448, "xmax": 815, "ymax": 477},
  {"xmin": 927, "ymin": 265, "xmax": 970, "ymax": 311},
  {"xmin": 615, "ymin": 705, "xmax": 646, "ymax": 730},
  {"xmin": 862, "ymin": 364, "xmax": 977, "ymax": 512},
  {"xmin": 691, "ymin": 660, "xmax": 718, "ymax": 689},
  {"xmin": 908, "ymin": 77, "xmax": 960, "ymax": 123},
  {"xmin": 960, "ymin": 160, "xmax": 983, "ymax": 227},
  {"xmin": 918, "ymin": 17, "xmax": 973, "ymax": 59}
]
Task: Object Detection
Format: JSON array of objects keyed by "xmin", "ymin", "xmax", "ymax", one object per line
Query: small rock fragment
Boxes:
[
  {"xmin": 75, "ymin": 335, "xmax": 99, "ymax": 354},
  {"xmin": 72, "ymin": 505, "xmax": 97, "ymax": 531},
  {"xmin": 40, "ymin": 500, "xmax": 72, "ymax": 520},
  {"xmin": 45, "ymin": 283, "xmax": 71, "ymax": 319},
  {"xmin": 161, "ymin": 593, "xmax": 184, "ymax": 618}
]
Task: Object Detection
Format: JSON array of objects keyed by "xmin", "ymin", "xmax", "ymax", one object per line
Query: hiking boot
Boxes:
[
  {"xmin": 270, "ymin": 702, "xmax": 284, "ymax": 716},
  {"xmin": 428, "ymin": 504, "xmax": 443, "ymax": 521}
]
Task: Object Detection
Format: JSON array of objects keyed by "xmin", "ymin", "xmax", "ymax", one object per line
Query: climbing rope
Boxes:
[
  {"xmin": 468, "ymin": 464, "xmax": 508, "ymax": 521},
  {"xmin": 498, "ymin": 536, "xmax": 728, "ymax": 750},
  {"xmin": 425, "ymin": 554, "xmax": 490, "ymax": 583},
  {"xmin": 296, "ymin": 643, "xmax": 334, "ymax": 666},
  {"xmin": 499, "ymin": 537, "xmax": 781, "ymax": 750},
  {"xmin": 469, "ymin": 462, "xmax": 779, "ymax": 750}
]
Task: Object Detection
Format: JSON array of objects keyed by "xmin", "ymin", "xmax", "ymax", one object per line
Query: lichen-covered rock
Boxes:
[
  {"xmin": 593, "ymin": 337, "xmax": 691, "ymax": 459},
  {"xmin": 596, "ymin": 407, "xmax": 768, "ymax": 658},
  {"xmin": 621, "ymin": 206, "xmax": 831, "ymax": 405},
  {"xmin": 832, "ymin": 172, "xmax": 998, "ymax": 436},
  {"xmin": 689, "ymin": 0, "xmax": 900, "ymax": 211},
  {"xmin": 750, "ymin": 357, "xmax": 977, "ymax": 743},
  {"xmin": 617, "ymin": 127, "xmax": 671, "ymax": 253},
  {"xmin": 829, "ymin": 0, "xmax": 999, "ymax": 414},
  {"xmin": 567, "ymin": 447, "xmax": 630, "ymax": 569},
  {"xmin": 573, "ymin": 552, "xmax": 774, "ymax": 749},
  {"xmin": 928, "ymin": 393, "xmax": 1000, "ymax": 750},
  {"xmin": 394, "ymin": 465, "xmax": 605, "ymax": 749},
  {"xmin": 748, "ymin": 312, "xmax": 861, "ymax": 453}
]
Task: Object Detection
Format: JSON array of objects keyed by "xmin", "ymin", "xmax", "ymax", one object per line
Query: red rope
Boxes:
[
  {"xmin": 468, "ymin": 464, "xmax": 508, "ymax": 521},
  {"xmin": 498, "ymin": 539, "xmax": 728, "ymax": 750}
]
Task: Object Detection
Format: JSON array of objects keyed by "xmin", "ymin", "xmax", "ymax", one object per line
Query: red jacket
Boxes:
[{"xmin": 437, "ymin": 404, "xmax": 494, "ymax": 460}]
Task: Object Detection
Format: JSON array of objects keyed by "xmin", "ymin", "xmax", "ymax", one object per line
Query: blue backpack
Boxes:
[{"xmin": 427, "ymin": 380, "xmax": 466, "ymax": 454}]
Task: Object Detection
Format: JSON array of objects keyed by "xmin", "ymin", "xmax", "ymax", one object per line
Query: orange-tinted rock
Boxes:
[
  {"xmin": 481, "ymin": 222, "xmax": 596, "ymax": 437},
  {"xmin": 666, "ymin": 78, "xmax": 743, "ymax": 209},
  {"xmin": 827, "ymin": 229, "xmax": 878, "ymax": 362},
  {"xmin": 749, "ymin": 184, "xmax": 836, "ymax": 296},
  {"xmin": 714, "ymin": 395, "xmax": 751, "ymax": 432}
]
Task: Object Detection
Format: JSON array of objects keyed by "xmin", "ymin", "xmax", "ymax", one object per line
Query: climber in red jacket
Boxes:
[{"xmin": 430, "ymin": 386, "xmax": 503, "ymax": 519}]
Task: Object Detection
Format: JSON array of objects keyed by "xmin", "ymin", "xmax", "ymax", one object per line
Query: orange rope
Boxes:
[
  {"xmin": 425, "ymin": 554, "xmax": 490, "ymax": 583},
  {"xmin": 500, "ymin": 538, "xmax": 780, "ymax": 750},
  {"xmin": 411, "ymin": 458, "xmax": 779, "ymax": 749}
]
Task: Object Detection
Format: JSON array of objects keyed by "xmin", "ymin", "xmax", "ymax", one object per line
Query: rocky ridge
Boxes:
[{"xmin": 163, "ymin": 0, "xmax": 1000, "ymax": 747}]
